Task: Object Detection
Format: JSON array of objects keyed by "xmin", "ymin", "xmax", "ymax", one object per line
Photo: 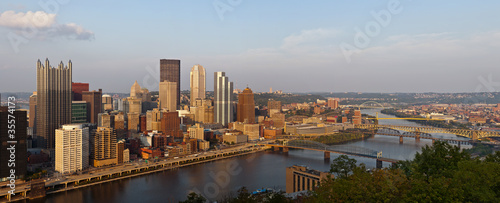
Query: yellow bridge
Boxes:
[{"xmin": 355, "ymin": 124, "xmax": 500, "ymax": 140}]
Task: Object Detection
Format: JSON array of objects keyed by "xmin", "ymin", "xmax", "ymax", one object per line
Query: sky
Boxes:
[{"xmin": 1, "ymin": 0, "xmax": 500, "ymax": 93}]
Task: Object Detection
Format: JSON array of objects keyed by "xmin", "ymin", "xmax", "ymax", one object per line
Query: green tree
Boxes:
[
  {"xmin": 485, "ymin": 150, "xmax": 500, "ymax": 163},
  {"xmin": 330, "ymin": 155, "xmax": 357, "ymax": 178},
  {"xmin": 412, "ymin": 141, "xmax": 470, "ymax": 182},
  {"xmin": 180, "ymin": 192, "xmax": 206, "ymax": 203}
]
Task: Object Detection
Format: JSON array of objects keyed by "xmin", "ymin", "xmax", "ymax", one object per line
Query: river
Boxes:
[{"xmin": 27, "ymin": 109, "xmax": 469, "ymax": 203}]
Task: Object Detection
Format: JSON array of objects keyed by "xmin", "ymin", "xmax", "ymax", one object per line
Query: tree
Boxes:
[
  {"xmin": 412, "ymin": 141, "xmax": 470, "ymax": 182},
  {"xmin": 180, "ymin": 192, "xmax": 206, "ymax": 203},
  {"xmin": 485, "ymin": 150, "xmax": 500, "ymax": 163},
  {"xmin": 330, "ymin": 155, "xmax": 357, "ymax": 178}
]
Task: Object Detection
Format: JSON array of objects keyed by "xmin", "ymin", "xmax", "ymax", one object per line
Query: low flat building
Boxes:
[{"xmin": 223, "ymin": 133, "xmax": 247, "ymax": 144}]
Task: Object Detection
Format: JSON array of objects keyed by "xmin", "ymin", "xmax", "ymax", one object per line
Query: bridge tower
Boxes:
[
  {"xmin": 472, "ymin": 131, "xmax": 478, "ymax": 140},
  {"xmin": 415, "ymin": 132, "xmax": 420, "ymax": 142},
  {"xmin": 324, "ymin": 152, "xmax": 330, "ymax": 160},
  {"xmin": 399, "ymin": 136, "xmax": 403, "ymax": 144}
]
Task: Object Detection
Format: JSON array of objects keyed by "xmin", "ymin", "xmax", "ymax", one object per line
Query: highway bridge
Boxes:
[{"xmin": 264, "ymin": 139, "xmax": 400, "ymax": 169}]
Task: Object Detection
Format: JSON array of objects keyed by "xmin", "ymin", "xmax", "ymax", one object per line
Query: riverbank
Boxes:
[
  {"xmin": 0, "ymin": 146, "xmax": 270, "ymax": 202},
  {"xmin": 381, "ymin": 108, "xmax": 469, "ymax": 129}
]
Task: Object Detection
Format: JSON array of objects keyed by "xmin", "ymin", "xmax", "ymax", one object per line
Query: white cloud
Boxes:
[
  {"xmin": 281, "ymin": 28, "xmax": 339, "ymax": 50},
  {"xmin": 0, "ymin": 10, "xmax": 94, "ymax": 40},
  {"xmin": 0, "ymin": 10, "xmax": 56, "ymax": 28}
]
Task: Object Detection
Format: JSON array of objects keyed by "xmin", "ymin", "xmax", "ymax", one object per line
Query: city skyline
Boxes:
[{"xmin": 1, "ymin": 1, "xmax": 500, "ymax": 93}]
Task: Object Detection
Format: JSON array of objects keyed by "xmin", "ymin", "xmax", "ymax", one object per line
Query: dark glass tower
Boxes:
[{"xmin": 160, "ymin": 59, "xmax": 180, "ymax": 108}]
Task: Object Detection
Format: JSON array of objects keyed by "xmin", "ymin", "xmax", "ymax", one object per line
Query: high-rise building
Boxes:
[
  {"xmin": 146, "ymin": 108, "xmax": 163, "ymax": 131},
  {"xmin": 161, "ymin": 111, "xmax": 182, "ymax": 138},
  {"xmin": 90, "ymin": 127, "xmax": 117, "ymax": 167},
  {"xmin": 102, "ymin": 94, "xmax": 113, "ymax": 111},
  {"xmin": 192, "ymin": 99, "xmax": 214, "ymax": 123},
  {"xmin": 190, "ymin": 65, "xmax": 206, "ymax": 106},
  {"xmin": 82, "ymin": 89, "xmax": 102, "ymax": 124},
  {"xmin": 72, "ymin": 82, "xmax": 89, "ymax": 101},
  {"xmin": 189, "ymin": 123, "xmax": 205, "ymax": 140},
  {"xmin": 114, "ymin": 112, "xmax": 125, "ymax": 130},
  {"xmin": 98, "ymin": 112, "xmax": 115, "ymax": 128},
  {"xmin": 0, "ymin": 109, "xmax": 27, "ymax": 181},
  {"xmin": 36, "ymin": 59, "xmax": 72, "ymax": 149},
  {"xmin": 214, "ymin": 72, "xmax": 234, "ymax": 126},
  {"xmin": 159, "ymin": 81, "xmax": 177, "ymax": 112},
  {"xmin": 29, "ymin": 92, "xmax": 37, "ymax": 130},
  {"xmin": 55, "ymin": 124, "xmax": 89, "ymax": 174},
  {"xmin": 72, "ymin": 101, "xmax": 88, "ymax": 123},
  {"xmin": 237, "ymin": 87, "xmax": 256, "ymax": 123},
  {"xmin": 268, "ymin": 99, "xmax": 282, "ymax": 116},
  {"xmin": 126, "ymin": 97, "xmax": 142, "ymax": 114},
  {"xmin": 128, "ymin": 112, "xmax": 140, "ymax": 131},
  {"xmin": 116, "ymin": 140, "xmax": 125, "ymax": 164},
  {"xmin": 328, "ymin": 98, "xmax": 339, "ymax": 109},
  {"xmin": 130, "ymin": 81, "xmax": 141, "ymax": 98},
  {"xmin": 160, "ymin": 59, "xmax": 181, "ymax": 107}
]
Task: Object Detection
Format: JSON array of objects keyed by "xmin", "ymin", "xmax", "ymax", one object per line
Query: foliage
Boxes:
[
  {"xmin": 185, "ymin": 187, "xmax": 292, "ymax": 203},
  {"xmin": 330, "ymin": 155, "xmax": 357, "ymax": 178},
  {"xmin": 314, "ymin": 131, "xmax": 370, "ymax": 145},
  {"xmin": 180, "ymin": 192, "xmax": 206, "ymax": 203},
  {"xmin": 464, "ymin": 143, "xmax": 494, "ymax": 156},
  {"xmin": 306, "ymin": 141, "xmax": 500, "ymax": 202}
]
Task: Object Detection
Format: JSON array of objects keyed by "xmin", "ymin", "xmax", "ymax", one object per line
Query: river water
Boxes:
[{"xmin": 28, "ymin": 109, "xmax": 469, "ymax": 203}]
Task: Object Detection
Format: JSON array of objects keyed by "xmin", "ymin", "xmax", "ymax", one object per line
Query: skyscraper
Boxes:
[
  {"xmin": 0, "ymin": 108, "xmax": 27, "ymax": 180},
  {"xmin": 102, "ymin": 94, "xmax": 113, "ymax": 111},
  {"xmin": 161, "ymin": 111, "xmax": 182, "ymax": 138},
  {"xmin": 36, "ymin": 59, "xmax": 72, "ymax": 149},
  {"xmin": 82, "ymin": 89, "xmax": 102, "ymax": 124},
  {"xmin": 214, "ymin": 72, "xmax": 234, "ymax": 126},
  {"xmin": 29, "ymin": 92, "xmax": 37, "ymax": 130},
  {"xmin": 237, "ymin": 87, "xmax": 256, "ymax": 123},
  {"xmin": 72, "ymin": 82, "xmax": 89, "ymax": 101},
  {"xmin": 190, "ymin": 65, "xmax": 206, "ymax": 106},
  {"xmin": 55, "ymin": 124, "xmax": 89, "ymax": 174},
  {"xmin": 160, "ymin": 59, "xmax": 180, "ymax": 107},
  {"xmin": 159, "ymin": 81, "xmax": 177, "ymax": 112},
  {"xmin": 90, "ymin": 127, "xmax": 117, "ymax": 167},
  {"xmin": 268, "ymin": 99, "xmax": 282, "ymax": 116}
]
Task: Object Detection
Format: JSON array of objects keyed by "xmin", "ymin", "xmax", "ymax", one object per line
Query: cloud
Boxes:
[
  {"xmin": 281, "ymin": 28, "xmax": 339, "ymax": 50},
  {"xmin": 0, "ymin": 10, "xmax": 94, "ymax": 40},
  {"xmin": 0, "ymin": 10, "xmax": 56, "ymax": 28}
]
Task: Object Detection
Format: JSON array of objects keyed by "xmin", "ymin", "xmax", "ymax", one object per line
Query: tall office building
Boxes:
[
  {"xmin": 36, "ymin": 59, "xmax": 72, "ymax": 149},
  {"xmin": 29, "ymin": 92, "xmax": 37, "ymax": 130},
  {"xmin": 214, "ymin": 72, "xmax": 234, "ymax": 126},
  {"xmin": 55, "ymin": 124, "xmax": 89, "ymax": 174},
  {"xmin": 159, "ymin": 81, "xmax": 177, "ymax": 112},
  {"xmin": 71, "ymin": 101, "xmax": 88, "ymax": 123},
  {"xmin": 102, "ymin": 94, "xmax": 113, "ymax": 111},
  {"xmin": 237, "ymin": 87, "xmax": 256, "ymax": 123},
  {"xmin": 161, "ymin": 111, "xmax": 182, "ymax": 138},
  {"xmin": 268, "ymin": 99, "xmax": 282, "ymax": 117},
  {"xmin": 190, "ymin": 65, "xmax": 206, "ymax": 106},
  {"xmin": 0, "ymin": 108, "xmax": 27, "ymax": 181},
  {"xmin": 90, "ymin": 127, "xmax": 117, "ymax": 167},
  {"xmin": 82, "ymin": 89, "xmax": 102, "ymax": 124},
  {"xmin": 160, "ymin": 59, "xmax": 180, "ymax": 107},
  {"xmin": 72, "ymin": 82, "xmax": 89, "ymax": 101}
]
